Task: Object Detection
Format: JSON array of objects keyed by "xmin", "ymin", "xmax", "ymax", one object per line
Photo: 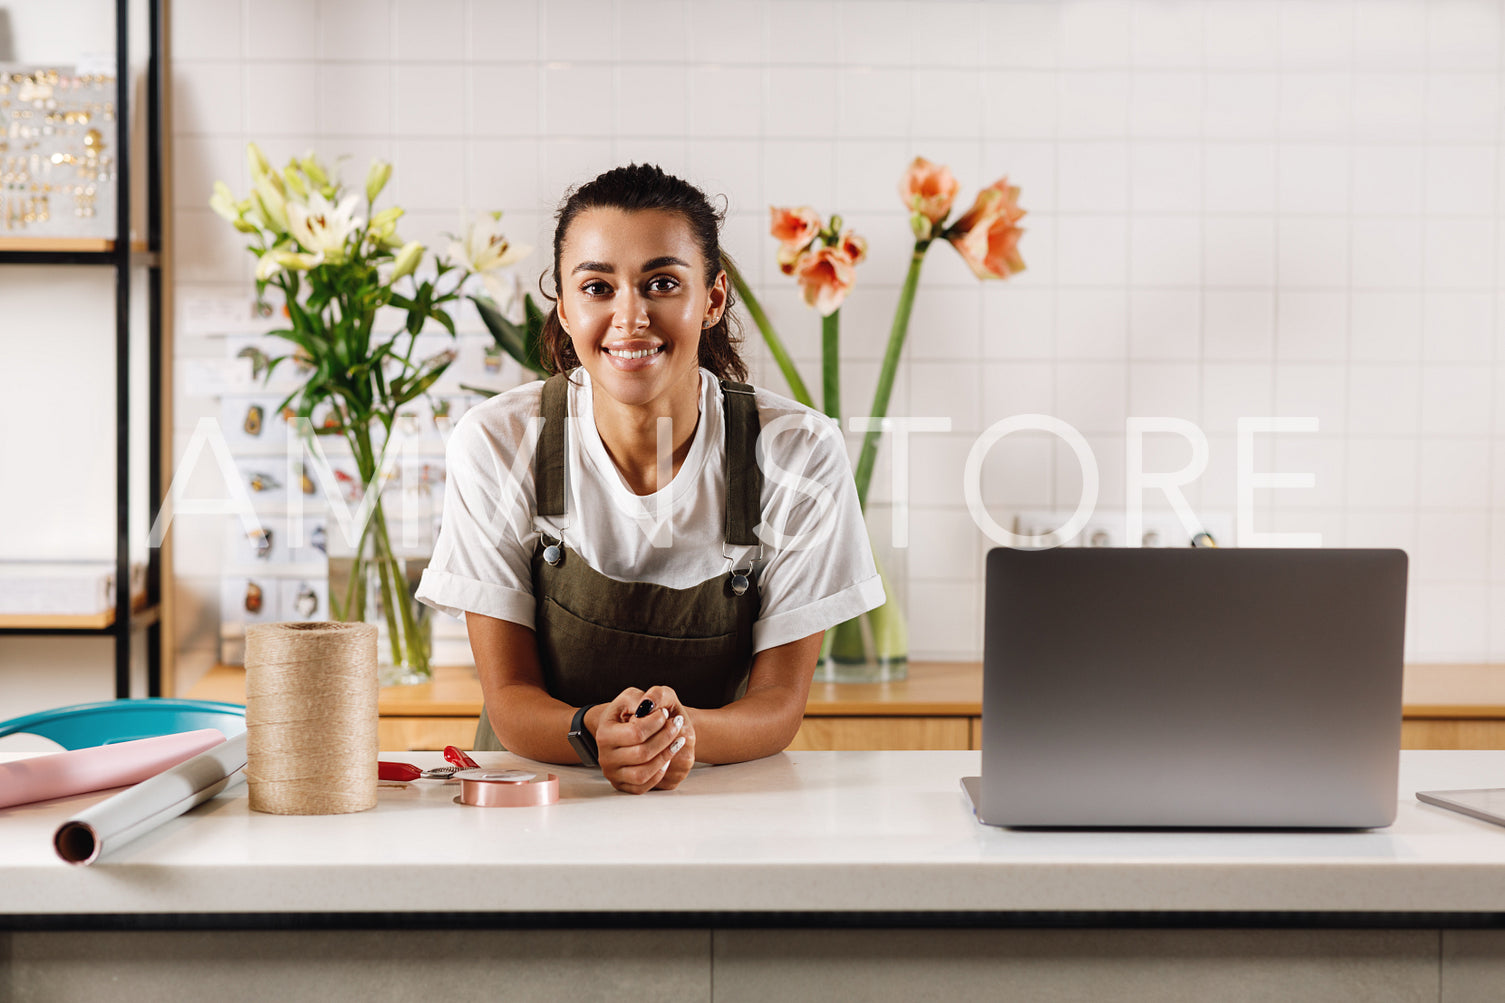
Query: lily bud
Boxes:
[
  {"xmin": 370, "ymin": 206, "xmax": 404, "ymax": 230},
  {"xmin": 300, "ymin": 154, "xmax": 329, "ymax": 187},
  {"xmin": 366, "ymin": 159, "xmax": 393, "ymax": 203},
  {"xmin": 389, "ymin": 241, "xmax": 424, "ymax": 281},
  {"xmin": 273, "ymin": 250, "xmax": 324, "ymax": 271},
  {"xmin": 246, "ymin": 142, "xmax": 271, "ymax": 180},
  {"xmin": 282, "ymin": 164, "xmax": 308, "ymax": 199},
  {"xmin": 253, "ymin": 175, "xmax": 289, "ymax": 233},
  {"xmin": 209, "ymin": 181, "xmax": 240, "ymax": 223}
]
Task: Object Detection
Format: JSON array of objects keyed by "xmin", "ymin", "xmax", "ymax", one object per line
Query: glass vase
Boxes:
[
  {"xmin": 328, "ymin": 500, "xmax": 433, "ymax": 687},
  {"xmin": 815, "ymin": 503, "xmax": 908, "ymax": 683}
]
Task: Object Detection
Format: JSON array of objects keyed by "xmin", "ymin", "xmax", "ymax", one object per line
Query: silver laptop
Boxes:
[{"xmin": 962, "ymin": 547, "xmax": 1408, "ymax": 829}]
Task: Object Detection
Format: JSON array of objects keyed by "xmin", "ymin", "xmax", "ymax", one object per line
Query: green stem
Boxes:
[
  {"xmin": 821, "ymin": 310, "xmax": 840, "ymax": 421},
  {"xmin": 726, "ymin": 261, "xmax": 814, "ymax": 409},
  {"xmin": 853, "ymin": 242, "xmax": 931, "ymax": 509},
  {"xmin": 346, "ymin": 423, "xmax": 423, "ymax": 672},
  {"xmin": 372, "ymin": 501, "xmax": 427, "ymax": 674}
]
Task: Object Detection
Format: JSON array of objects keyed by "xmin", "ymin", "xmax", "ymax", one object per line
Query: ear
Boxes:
[
  {"xmin": 555, "ymin": 301, "xmax": 570, "ymax": 335},
  {"xmin": 703, "ymin": 270, "xmax": 729, "ymax": 328}
]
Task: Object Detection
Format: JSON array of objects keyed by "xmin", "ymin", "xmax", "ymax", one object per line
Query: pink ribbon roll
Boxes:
[{"xmin": 0, "ymin": 729, "xmax": 227, "ymax": 810}]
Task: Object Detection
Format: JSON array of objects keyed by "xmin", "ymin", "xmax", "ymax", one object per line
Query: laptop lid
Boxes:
[{"xmin": 974, "ymin": 547, "xmax": 1408, "ymax": 829}]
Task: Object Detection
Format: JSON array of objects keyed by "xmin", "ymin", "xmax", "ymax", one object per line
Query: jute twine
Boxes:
[{"xmin": 245, "ymin": 621, "xmax": 378, "ymax": 815}]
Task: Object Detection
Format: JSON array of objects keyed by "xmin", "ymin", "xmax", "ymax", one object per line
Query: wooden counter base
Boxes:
[{"xmin": 188, "ymin": 662, "xmax": 1505, "ymax": 752}]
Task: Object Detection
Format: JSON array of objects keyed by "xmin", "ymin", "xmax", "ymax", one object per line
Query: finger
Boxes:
[
  {"xmin": 652, "ymin": 737, "xmax": 692, "ymax": 790},
  {"xmin": 617, "ymin": 713, "xmax": 683, "ymax": 764},
  {"xmin": 641, "ymin": 685, "xmax": 682, "ymax": 715},
  {"xmin": 623, "ymin": 735, "xmax": 685, "ymax": 788},
  {"xmin": 606, "ymin": 687, "xmax": 646, "ymax": 722},
  {"xmin": 599, "ymin": 706, "xmax": 672, "ymax": 751}
]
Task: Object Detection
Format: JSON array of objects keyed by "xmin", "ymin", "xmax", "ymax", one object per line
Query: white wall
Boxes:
[{"xmin": 10, "ymin": 0, "xmax": 1505, "ymax": 700}]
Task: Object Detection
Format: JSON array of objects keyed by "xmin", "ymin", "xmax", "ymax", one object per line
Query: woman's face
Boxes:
[{"xmin": 556, "ymin": 207, "xmax": 726, "ymax": 413}]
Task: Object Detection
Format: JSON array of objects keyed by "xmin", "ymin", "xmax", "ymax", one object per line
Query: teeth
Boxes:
[{"xmin": 607, "ymin": 346, "xmax": 661, "ymax": 359}]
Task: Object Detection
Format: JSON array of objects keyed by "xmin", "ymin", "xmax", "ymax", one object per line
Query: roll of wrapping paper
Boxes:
[
  {"xmin": 244, "ymin": 621, "xmax": 378, "ymax": 815},
  {"xmin": 0, "ymin": 729, "xmax": 226, "ymax": 810},
  {"xmin": 53, "ymin": 732, "xmax": 249, "ymax": 865}
]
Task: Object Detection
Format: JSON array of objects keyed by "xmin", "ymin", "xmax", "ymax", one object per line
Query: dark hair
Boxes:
[{"xmin": 539, "ymin": 163, "xmax": 747, "ymax": 383}]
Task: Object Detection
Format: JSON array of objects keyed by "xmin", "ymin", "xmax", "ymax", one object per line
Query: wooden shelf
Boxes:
[
  {"xmin": 0, "ymin": 594, "xmax": 152, "ymax": 631},
  {"xmin": 0, "ymin": 237, "xmax": 114, "ymax": 252},
  {"xmin": 0, "ymin": 237, "xmax": 150, "ymax": 253}
]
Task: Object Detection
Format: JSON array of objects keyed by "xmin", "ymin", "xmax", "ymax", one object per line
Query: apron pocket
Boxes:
[{"xmin": 538, "ymin": 597, "xmax": 751, "ymax": 709}]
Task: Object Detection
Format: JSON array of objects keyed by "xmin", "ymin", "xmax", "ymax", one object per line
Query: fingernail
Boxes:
[
  {"xmin": 661, "ymin": 708, "xmax": 669, "ymax": 719},
  {"xmin": 670, "ymin": 737, "xmax": 686, "ymax": 755},
  {"xmin": 672, "ymin": 715, "xmax": 684, "ymax": 732}
]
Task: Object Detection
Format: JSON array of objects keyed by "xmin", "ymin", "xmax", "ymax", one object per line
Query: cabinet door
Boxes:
[
  {"xmin": 788, "ymin": 716, "xmax": 971, "ymax": 751},
  {"xmin": 1402, "ymin": 720, "xmax": 1505, "ymax": 750},
  {"xmin": 378, "ymin": 718, "xmax": 478, "ymax": 751}
]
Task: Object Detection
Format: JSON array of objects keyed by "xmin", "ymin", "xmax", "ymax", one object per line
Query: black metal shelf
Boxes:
[{"xmin": 0, "ymin": 0, "xmax": 166, "ymax": 699}]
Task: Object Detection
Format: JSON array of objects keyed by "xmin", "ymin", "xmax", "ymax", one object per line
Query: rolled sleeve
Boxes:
[
  {"xmin": 415, "ymin": 568, "xmax": 536, "ymax": 627},
  {"xmin": 414, "ymin": 389, "xmax": 542, "ymax": 628}
]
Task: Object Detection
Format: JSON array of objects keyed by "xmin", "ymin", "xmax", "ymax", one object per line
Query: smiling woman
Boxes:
[{"xmin": 415, "ymin": 165, "xmax": 885, "ymax": 795}]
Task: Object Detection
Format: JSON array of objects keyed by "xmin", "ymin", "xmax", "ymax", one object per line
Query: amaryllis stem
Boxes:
[
  {"xmin": 853, "ymin": 242, "xmax": 930, "ymax": 509},
  {"xmin": 822, "ymin": 310, "xmax": 840, "ymax": 421},
  {"xmin": 726, "ymin": 260, "xmax": 814, "ymax": 409}
]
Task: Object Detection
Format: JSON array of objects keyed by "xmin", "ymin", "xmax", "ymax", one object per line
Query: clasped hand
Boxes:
[{"xmin": 592, "ymin": 685, "xmax": 695, "ymax": 795}]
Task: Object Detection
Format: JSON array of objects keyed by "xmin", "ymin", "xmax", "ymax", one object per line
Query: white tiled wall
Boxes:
[{"xmin": 157, "ymin": 0, "xmax": 1505, "ymax": 672}]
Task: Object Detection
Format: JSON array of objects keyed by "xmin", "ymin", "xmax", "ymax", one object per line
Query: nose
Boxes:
[{"xmin": 613, "ymin": 287, "xmax": 649, "ymax": 334}]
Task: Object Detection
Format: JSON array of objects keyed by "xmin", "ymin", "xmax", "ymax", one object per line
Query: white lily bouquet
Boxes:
[{"xmin": 211, "ymin": 143, "xmax": 530, "ymax": 680}]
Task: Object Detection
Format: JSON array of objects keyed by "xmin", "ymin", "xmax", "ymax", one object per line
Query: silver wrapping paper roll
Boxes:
[{"xmin": 53, "ymin": 732, "xmax": 248, "ymax": 865}]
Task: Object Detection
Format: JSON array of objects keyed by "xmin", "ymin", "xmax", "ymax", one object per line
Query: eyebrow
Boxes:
[{"xmin": 570, "ymin": 256, "xmax": 693, "ymax": 275}]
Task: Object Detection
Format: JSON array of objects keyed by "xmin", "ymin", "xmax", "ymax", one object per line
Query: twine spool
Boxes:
[{"xmin": 245, "ymin": 621, "xmax": 378, "ymax": 815}]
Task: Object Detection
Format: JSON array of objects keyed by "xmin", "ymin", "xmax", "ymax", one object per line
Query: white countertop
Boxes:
[{"xmin": 5, "ymin": 750, "xmax": 1505, "ymax": 918}]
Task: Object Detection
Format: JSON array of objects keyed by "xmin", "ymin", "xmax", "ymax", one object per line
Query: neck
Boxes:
[{"xmin": 591, "ymin": 371, "xmax": 702, "ymax": 496}]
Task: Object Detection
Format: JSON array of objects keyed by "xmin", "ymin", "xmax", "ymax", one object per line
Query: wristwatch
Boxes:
[{"xmin": 567, "ymin": 704, "xmax": 599, "ymax": 768}]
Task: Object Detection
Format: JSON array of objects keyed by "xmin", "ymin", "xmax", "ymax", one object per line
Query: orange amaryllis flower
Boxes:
[
  {"xmin": 945, "ymin": 179, "xmax": 1026, "ymax": 280},
  {"xmin": 770, "ymin": 205, "xmax": 823, "ymax": 274},
  {"xmin": 793, "ymin": 246, "xmax": 857, "ymax": 316},
  {"xmin": 837, "ymin": 227, "xmax": 868, "ymax": 265},
  {"xmin": 898, "ymin": 157, "xmax": 960, "ymax": 238}
]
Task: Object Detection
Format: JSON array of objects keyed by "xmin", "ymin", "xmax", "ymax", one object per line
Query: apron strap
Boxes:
[
  {"xmin": 535, "ymin": 372, "xmax": 570, "ymax": 517},
  {"xmin": 721, "ymin": 380, "xmax": 762, "ymax": 547},
  {"xmin": 536, "ymin": 371, "xmax": 761, "ymax": 542}
]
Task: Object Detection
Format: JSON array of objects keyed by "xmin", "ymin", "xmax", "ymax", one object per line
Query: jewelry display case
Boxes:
[{"xmin": 0, "ymin": 0, "xmax": 168, "ymax": 698}]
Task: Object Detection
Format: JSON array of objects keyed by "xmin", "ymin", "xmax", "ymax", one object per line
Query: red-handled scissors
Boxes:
[
  {"xmin": 444, "ymin": 746, "xmax": 480, "ymax": 769},
  {"xmin": 378, "ymin": 761, "xmax": 458, "ymax": 781}
]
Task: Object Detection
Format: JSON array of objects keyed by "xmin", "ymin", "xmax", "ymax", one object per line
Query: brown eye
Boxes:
[
  {"xmin": 581, "ymin": 280, "xmax": 611, "ymax": 296},
  {"xmin": 647, "ymin": 276, "xmax": 679, "ymax": 293}
]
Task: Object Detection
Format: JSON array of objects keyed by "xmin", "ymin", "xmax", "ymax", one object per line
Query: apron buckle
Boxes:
[
  {"xmin": 542, "ymin": 533, "xmax": 564, "ymax": 566},
  {"xmin": 723, "ymin": 543, "xmax": 762, "ymax": 597}
]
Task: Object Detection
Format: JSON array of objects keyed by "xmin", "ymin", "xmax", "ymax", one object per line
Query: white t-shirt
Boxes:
[{"xmin": 415, "ymin": 367, "xmax": 885, "ymax": 654}]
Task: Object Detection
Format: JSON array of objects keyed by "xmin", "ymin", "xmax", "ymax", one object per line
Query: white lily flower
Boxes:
[
  {"xmin": 287, "ymin": 191, "xmax": 362, "ymax": 265},
  {"xmin": 447, "ymin": 213, "xmax": 531, "ymax": 275}
]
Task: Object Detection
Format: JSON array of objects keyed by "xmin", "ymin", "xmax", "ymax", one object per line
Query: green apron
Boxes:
[{"xmin": 474, "ymin": 372, "xmax": 763, "ymax": 750}]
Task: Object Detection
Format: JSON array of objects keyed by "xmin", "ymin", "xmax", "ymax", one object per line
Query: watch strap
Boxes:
[{"xmin": 568, "ymin": 703, "xmax": 599, "ymax": 768}]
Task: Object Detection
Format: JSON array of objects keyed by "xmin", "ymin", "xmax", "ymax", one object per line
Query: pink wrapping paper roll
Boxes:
[{"xmin": 0, "ymin": 729, "xmax": 227, "ymax": 810}]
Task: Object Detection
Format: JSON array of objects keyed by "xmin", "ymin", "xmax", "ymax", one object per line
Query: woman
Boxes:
[{"xmin": 416, "ymin": 164, "xmax": 882, "ymax": 794}]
